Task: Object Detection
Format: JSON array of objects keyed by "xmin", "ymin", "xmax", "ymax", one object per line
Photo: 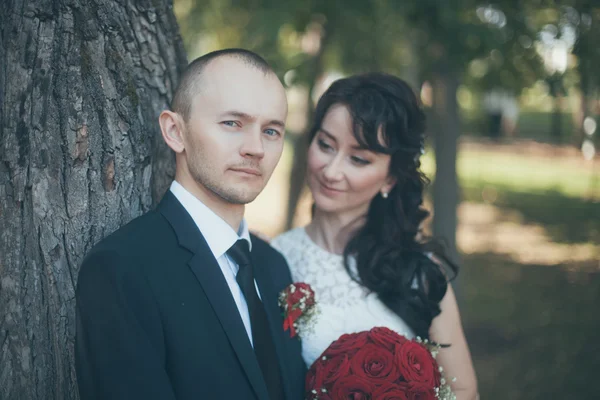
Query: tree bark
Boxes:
[
  {"xmin": 431, "ymin": 64, "xmax": 460, "ymax": 265},
  {"xmin": 0, "ymin": 0, "xmax": 186, "ymax": 398}
]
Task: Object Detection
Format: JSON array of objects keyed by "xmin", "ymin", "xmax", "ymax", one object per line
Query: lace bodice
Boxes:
[{"xmin": 272, "ymin": 227, "xmax": 415, "ymax": 367}]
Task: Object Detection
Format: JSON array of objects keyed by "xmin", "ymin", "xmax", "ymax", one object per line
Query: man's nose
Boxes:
[{"xmin": 239, "ymin": 127, "xmax": 265, "ymax": 159}]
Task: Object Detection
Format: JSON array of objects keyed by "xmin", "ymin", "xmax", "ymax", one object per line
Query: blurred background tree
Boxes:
[{"xmin": 176, "ymin": 1, "xmax": 600, "ymax": 399}]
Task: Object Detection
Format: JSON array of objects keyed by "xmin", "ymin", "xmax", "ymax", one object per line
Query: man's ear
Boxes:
[{"xmin": 159, "ymin": 110, "xmax": 186, "ymax": 153}]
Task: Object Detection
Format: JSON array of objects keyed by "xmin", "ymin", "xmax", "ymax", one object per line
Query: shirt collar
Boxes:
[{"xmin": 169, "ymin": 180, "xmax": 252, "ymax": 259}]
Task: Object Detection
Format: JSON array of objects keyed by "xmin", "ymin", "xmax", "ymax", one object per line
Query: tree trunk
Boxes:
[
  {"xmin": 0, "ymin": 0, "xmax": 186, "ymax": 398},
  {"xmin": 551, "ymin": 95, "xmax": 563, "ymax": 144},
  {"xmin": 573, "ymin": 2, "xmax": 597, "ymax": 147},
  {"xmin": 576, "ymin": 41, "xmax": 596, "ymax": 147},
  {"xmin": 431, "ymin": 65, "xmax": 460, "ymax": 265},
  {"xmin": 284, "ymin": 28, "xmax": 329, "ymax": 230},
  {"xmin": 547, "ymin": 75, "xmax": 565, "ymax": 144}
]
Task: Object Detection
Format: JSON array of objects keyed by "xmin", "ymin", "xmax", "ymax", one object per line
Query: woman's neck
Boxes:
[{"xmin": 306, "ymin": 207, "xmax": 367, "ymax": 255}]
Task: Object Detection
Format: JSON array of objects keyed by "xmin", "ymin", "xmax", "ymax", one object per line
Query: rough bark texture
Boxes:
[{"xmin": 0, "ymin": 0, "xmax": 186, "ymax": 398}]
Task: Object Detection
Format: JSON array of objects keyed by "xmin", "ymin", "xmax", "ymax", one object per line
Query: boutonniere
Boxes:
[{"xmin": 278, "ymin": 282, "xmax": 318, "ymax": 338}]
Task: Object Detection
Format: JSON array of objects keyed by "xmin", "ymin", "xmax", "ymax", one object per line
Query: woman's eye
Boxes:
[
  {"xmin": 317, "ymin": 139, "xmax": 333, "ymax": 151},
  {"xmin": 351, "ymin": 156, "xmax": 370, "ymax": 166}
]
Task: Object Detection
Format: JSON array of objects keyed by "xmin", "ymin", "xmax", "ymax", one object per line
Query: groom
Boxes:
[{"xmin": 75, "ymin": 49, "xmax": 306, "ymax": 400}]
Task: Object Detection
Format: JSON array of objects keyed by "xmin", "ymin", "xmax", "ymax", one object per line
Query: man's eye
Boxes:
[
  {"xmin": 221, "ymin": 121, "xmax": 239, "ymax": 127},
  {"xmin": 264, "ymin": 129, "xmax": 280, "ymax": 137}
]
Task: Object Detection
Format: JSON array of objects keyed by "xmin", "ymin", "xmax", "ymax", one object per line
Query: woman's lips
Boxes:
[{"xmin": 319, "ymin": 181, "xmax": 344, "ymax": 195}]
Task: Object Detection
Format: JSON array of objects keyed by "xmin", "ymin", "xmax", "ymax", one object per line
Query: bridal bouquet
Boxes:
[{"xmin": 305, "ymin": 327, "xmax": 455, "ymax": 400}]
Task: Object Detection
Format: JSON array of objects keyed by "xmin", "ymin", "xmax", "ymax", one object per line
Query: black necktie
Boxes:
[{"xmin": 227, "ymin": 240, "xmax": 285, "ymax": 400}]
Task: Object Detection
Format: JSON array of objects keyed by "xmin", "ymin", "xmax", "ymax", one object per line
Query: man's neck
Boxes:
[{"xmin": 174, "ymin": 173, "xmax": 244, "ymax": 232}]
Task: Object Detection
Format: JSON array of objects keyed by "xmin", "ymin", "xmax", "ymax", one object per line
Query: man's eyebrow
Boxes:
[
  {"xmin": 220, "ymin": 111, "xmax": 285, "ymax": 128},
  {"xmin": 220, "ymin": 110, "xmax": 254, "ymax": 120},
  {"xmin": 268, "ymin": 119, "xmax": 286, "ymax": 128}
]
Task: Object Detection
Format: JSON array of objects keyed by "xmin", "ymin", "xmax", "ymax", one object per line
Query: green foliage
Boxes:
[
  {"xmin": 391, "ymin": 1, "xmax": 546, "ymax": 93},
  {"xmin": 174, "ymin": 0, "xmax": 600, "ymax": 116},
  {"xmin": 175, "ymin": 1, "xmax": 553, "ymax": 93}
]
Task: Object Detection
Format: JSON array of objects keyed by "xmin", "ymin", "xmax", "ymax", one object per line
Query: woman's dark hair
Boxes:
[{"xmin": 308, "ymin": 73, "xmax": 458, "ymax": 339}]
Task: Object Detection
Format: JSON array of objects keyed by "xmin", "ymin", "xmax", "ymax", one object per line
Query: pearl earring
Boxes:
[{"xmin": 381, "ymin": 191, "xmax": 389, "ymax": 199}]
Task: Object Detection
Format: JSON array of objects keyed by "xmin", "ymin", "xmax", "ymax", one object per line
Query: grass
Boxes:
[
  {"xmin": 462, "ymin": 110, "xmax": 582, "ymax": 144},
  {"xmin": 461, "ymin": 187, "xmax": 600, "ymax": 245},
  {"xmin": 420, "ymin": 142, "xmax": 600, "ymax": 247},
  {"xmin": 418, "ymin": 140, "xmax": 600, "ymax": 399},
  {"xmin": 421, "ymin": 146, "xmax": 599, "ymax": 199},
  {"xmin": 458, "ymin": 154, "xmax": 596, "ymax": 199},
  {"xmin": 462, "ymin": 254, "xmax": 600, "ymax": 400},
  {"xmin": 417, "ymin": 140, "xmax": 600, "ymax": 399}
]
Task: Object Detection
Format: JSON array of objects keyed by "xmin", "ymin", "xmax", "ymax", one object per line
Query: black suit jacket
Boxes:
[{"xmin": 75, "ymin": 192, "xmax": 306, "ymax": 400}]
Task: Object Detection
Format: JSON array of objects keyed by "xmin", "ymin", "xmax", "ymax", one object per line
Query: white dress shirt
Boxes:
[{"xmin": 170, "ymin": 180, "xmax": 258, "ymax": 346}]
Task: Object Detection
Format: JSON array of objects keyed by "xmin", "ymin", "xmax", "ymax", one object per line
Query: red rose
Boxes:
[
  {"xmin": 350, "ymin": 343, "xmax": 400, "ymax": 383},
  {"xmin": 396, "ymin": 342, "xmax": 439, "ymax": 387},
  {"xmin": 297, "ymin": 282, "xmax": 316, "ymax": 303},
  {"xmin": 281, "ymin": 282, "xmax": 318, "ymax": 338},
  {"xmin": 308, "ymin": 392, "xmax": 332, "ymax": 400},
  {"xmin": 295, "ymin": 282, "xmax": 313, "ymax": 292},
  {"xmin": 321, "ymin": 354, "xmax": 351, "ymax": 385},
  {"xmin": 324, "ymin": 331, "xmax": 369, "ymax": 358},
  {"xmin": 331, "ymin": 375, "xmax": 375, "ymax": 400},
  {"xmin": 404, "ymin": 383, "xmax": 437, "ymax": 400},
  {"xmin": 305, "ymin": 360, "xmax": 325, "ymax": 395},
  {"xmin": 372, "ymin": 384, "xmax": 410, "ymax": 400},
  {"xmin": 285, "ymin": 287, "xmax": 305, "ymax": 305},
  {"xmin": 368, "ymin": 327, "xmax": 408, "ymax": 351},
  {"xmin": 305, "ymin": 385, "xmax": 333, "ymax": 400},
  {"xmin": 285, "ymin": 283, "xmax": 315, "ymax": 306}
]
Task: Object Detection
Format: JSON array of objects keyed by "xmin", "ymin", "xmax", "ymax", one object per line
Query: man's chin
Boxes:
[{"xmin": 220, "ymin": 189, "xmax": 262, "ymax": 205}]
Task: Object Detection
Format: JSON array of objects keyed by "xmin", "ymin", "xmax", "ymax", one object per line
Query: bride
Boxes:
[{"xmin": 272, "ymin": 73, "xmax": 478, "ymax": 399}]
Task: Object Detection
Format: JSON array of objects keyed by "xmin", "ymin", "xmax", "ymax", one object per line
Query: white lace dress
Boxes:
[{"xmin": 272, "ymin": 227, "xmax": 415, "ymax": 368}]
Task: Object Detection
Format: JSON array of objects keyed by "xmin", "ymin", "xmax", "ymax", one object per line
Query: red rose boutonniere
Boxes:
[{"xmin": 278, "ymin": 282, "xmax": 318, "ymax": 338}]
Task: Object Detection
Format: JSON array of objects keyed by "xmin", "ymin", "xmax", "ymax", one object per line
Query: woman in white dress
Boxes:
[{"xmin": 272, "ymin": 73, "xmax": 478, "ymax": 399}]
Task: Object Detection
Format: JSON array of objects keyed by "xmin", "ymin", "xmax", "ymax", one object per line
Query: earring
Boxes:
[{"xmin": 381, "ymin": 191, "xmax": 388, "ymax": 199}]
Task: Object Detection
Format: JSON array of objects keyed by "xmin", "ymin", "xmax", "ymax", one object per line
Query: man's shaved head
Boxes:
[
  {"xmin": 171, "ymin": 48, "xmax": 275, "ymax": 121},
  {"xmin": 159, "ymin": 47, "xmax": 287, "ymax": 209}
]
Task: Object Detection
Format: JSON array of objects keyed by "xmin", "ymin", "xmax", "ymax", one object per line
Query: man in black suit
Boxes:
[{"xmin": 75, "ymin": 49, "xmax": 306, "ymax": 400}]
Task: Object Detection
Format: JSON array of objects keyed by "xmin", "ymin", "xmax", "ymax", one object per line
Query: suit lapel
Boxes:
[
  {"xmin": 188, "ymin": 252, "xmax": 270, "ymax": 400},
  {"xmin": 251, "ymin": 249, "xmax": 295, "ymax": 400},
  {"xmin": 158, "ymin": 192, "xmax": 270, "ymax": 400}
]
